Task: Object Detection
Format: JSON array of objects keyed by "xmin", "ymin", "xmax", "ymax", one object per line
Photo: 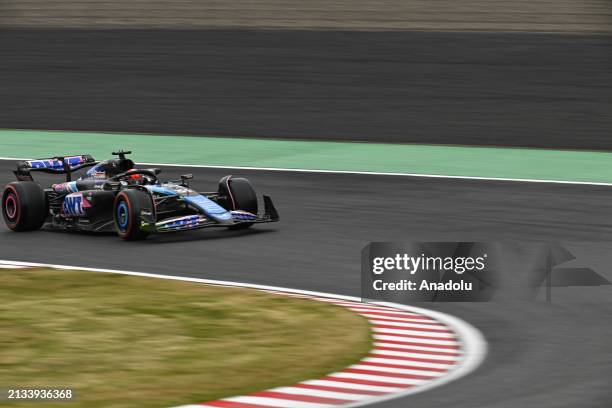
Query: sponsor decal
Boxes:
[
  {"xmin": 90, "ymin": 171, "xmax": 106, "ymax": 179},
  {"xmin": 27, "ymin": 156, "xmax": 85, "ymax": 171},
  {"xmin": 157, "ymin": 215, "xmax": 204, "ymax": 230},
  {"xmin": 61, "ymin": 193, "xmax": 90, "ymax": 217},
  {"xmin": 52, "ymin": 182, "xmax": 78, "ymax": 194},
  {"xmin": 86, "ymin": 163, "xmax": 107, "ymax": 179}
]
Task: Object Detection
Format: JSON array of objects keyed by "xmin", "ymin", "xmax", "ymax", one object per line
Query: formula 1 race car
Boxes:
[{"xmin": 1, "ymin": 151, "xmax": 278, "ymax": 240}]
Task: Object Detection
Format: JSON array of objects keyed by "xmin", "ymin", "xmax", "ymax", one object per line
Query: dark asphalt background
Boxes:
[
  {"xmin": 1, "ymin": 161, "xmax": 611, "ymax": 407},
  {"xmin": 1, "ymin": 29, "xmax": 612, "ymax": 150}
]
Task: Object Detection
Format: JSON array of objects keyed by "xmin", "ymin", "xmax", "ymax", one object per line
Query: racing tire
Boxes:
[
  {"xmin": 2, "ymin": 181, "xmax": 48, "ymax": 231},
  {"xmin": 114, "ymin": 189, "xmax": 151, "ymax": 240},
  {"xmin": 218, "ymin": 176, "xmax": 258, "ymax": 230}
]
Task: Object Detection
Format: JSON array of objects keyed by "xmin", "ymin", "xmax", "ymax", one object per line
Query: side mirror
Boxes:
[{"xmin": 180, "ymin": 174, "xmax": 193, "ymax": 186}]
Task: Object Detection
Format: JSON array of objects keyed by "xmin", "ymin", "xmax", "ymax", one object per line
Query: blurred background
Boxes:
[{"xmin": 0, "ymin": 0, "xmax": 610, "ymax": 149}]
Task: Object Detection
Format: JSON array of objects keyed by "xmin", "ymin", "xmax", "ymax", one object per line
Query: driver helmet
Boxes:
[{"xmin": 127, "ymin": 173, "xmax": 144, "ymax": 184}]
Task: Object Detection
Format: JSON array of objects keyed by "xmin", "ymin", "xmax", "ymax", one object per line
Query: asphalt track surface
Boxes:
[
  {"xmin": 1, "ymin": 29, "xmax": 612, "ymax": 150},
  {"xmin": 1, "ymin": 160, "xmax": 612, "ymax": 407}
]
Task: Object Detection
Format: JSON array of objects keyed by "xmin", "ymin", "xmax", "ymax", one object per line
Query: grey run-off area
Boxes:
[
  {"xmin": 1, "ymin": 0, "xmax": 610, "ymax": 32},
  {"xmin": 1, "ymin": 29, "xmax": 611, "ymax": 150}
]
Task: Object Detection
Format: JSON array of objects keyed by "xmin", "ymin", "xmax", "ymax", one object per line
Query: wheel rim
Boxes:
[
  {"xmin": 5, "ymin": 193, "xmax": 17, "ymax": 220},
  {"xmin": 117, "ymin": 201, "xmax": 129, "ymax": 231}
]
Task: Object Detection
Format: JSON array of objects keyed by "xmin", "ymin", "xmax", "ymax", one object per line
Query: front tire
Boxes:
[
  {"xmin": 218, "ymin": 176, "xmax": 258, "ymax": 230},
  {"xmin": 114, "ymin": 189, "xmax": 151, "ymax": 240},
  {"xmin": 2, "ymin": 181, "xmax": 47, "ymax": 231}
]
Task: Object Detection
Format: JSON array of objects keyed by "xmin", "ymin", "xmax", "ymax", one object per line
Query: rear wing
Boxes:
[{"xmin": 14, "ymin": 155, "xmax": 98, "ymax": 182}]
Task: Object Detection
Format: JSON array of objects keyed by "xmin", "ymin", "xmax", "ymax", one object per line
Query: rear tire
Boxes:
[
  {"xmin": 2, "ymin": 181, "xmax": 47, "ymax": 231},
  {"xmin": 218, "ymin": 176, "xmax": 258, "ymax": 230},
  {"xmin": 114, "ymin": 189, "xmax": 151, "ymax": 240}
]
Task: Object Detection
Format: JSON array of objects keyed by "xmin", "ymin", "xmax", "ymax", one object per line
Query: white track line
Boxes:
[
  {"xmin": 0, "ymin": 259, "xmax": 487, "ymax": 408},
  {"xmin": 0, "ymin": 156, "xmax": 609, "ymax": 186}
]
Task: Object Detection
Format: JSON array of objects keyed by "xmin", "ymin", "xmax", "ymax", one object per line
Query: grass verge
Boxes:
[{"xmin": 0, "ymin": 268, "xmax": 372, "ymax": 408}]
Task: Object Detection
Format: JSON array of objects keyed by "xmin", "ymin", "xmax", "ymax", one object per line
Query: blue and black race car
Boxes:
[{"xmin": 1, "ymin": 151, "xmax": 278, "ymax": 240}]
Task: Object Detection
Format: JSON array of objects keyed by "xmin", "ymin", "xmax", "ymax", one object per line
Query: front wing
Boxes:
[{"xmin": 145, "ymin": 195, "xmax": 279, "ymax": 233}]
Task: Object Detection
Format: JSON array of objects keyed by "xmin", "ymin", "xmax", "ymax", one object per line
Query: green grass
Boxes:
[{"xmin": 0, "ymin": 268, "xmax": 372, "ymax": 408}]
